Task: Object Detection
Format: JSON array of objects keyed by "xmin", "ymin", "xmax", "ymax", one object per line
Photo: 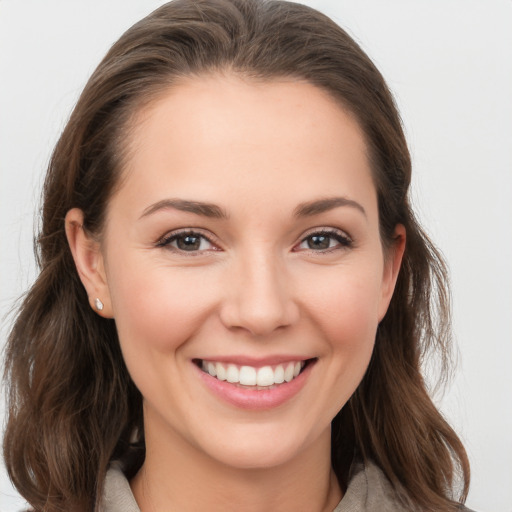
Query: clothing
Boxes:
[{"xmin": 99, "ymin": 460, "xmax": 473, "ymax": 512}]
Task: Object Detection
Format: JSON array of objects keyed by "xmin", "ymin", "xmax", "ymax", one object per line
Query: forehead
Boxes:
[
  {"xmin": 129, "ymin": 73, "xmax": 367, "ymax": 159},
  {"xmin": 114, "ymin": 74, "xmax": 376, "ymax": 218}
]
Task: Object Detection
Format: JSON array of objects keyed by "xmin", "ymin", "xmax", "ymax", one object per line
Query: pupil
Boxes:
[
  {"xmin": 308, "ymin": 235, "xmax": 330, "ymax": 249},
  {"xmin": 177, "ymin": 235, "xmax": 200, "ymax": 251}
]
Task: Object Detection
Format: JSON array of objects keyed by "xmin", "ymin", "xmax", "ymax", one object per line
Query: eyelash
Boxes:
[
  {"xmin": 156, "ymin": 228, "xmax": 353, "ymax": 255},
  {"xmin": 296, "ymin": 229, "xmax": 353, "ymax": 253},
  {"xmin": 156, "ymin": 229, "xmax": 218, "ymax": 254}
]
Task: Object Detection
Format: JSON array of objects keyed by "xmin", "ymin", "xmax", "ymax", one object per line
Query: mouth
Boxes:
[{"xmin": 193, "ymin": 358, "xmax": 316, "ymax": 389}]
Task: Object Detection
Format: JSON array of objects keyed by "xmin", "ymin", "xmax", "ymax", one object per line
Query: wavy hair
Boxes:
[{"xmin": 3, "ymin": 0, "xmax": 469, "ymax": 510}]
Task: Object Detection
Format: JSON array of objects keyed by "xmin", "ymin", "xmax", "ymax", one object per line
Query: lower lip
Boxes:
[{"xmin": 195, "ymin": 361, "xmax": 315, "ymax": 410}]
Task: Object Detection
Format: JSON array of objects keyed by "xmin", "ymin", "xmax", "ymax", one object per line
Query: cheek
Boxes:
[
  {"xmin": 106, "ymin": 261, "xmax": 222, "ymax": 411},
  {"xmin": 298, "ymin": 263, "xmax": 384, "ymax": 350},
  {"xmin": 107, "ymin": 259, "xmax": 218, "ymax": 355}
]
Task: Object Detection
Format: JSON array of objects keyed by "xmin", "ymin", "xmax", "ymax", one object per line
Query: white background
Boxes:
[{"xmin": 1, "ymin": 1, "xmax": 511, "ymax": 511}]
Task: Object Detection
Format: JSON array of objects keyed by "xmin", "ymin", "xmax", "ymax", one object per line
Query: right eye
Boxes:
[{"xmin": 157, "ymin": 230, "xmax": 217, "ymax": 253}]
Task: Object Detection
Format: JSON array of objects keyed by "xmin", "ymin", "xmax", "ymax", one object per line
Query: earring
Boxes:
[{"xmin": 94, "ymin": 298, "xmax": 104, "ymax": 311}]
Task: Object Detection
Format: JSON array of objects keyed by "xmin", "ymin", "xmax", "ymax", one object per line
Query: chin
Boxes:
[
  {"xmin": 206, "ymin": 441, "xmax": 306, "ymax": 470},
  {"xmin": 191, "ymin": 421, "xmax": 329, "ymax": 471}
]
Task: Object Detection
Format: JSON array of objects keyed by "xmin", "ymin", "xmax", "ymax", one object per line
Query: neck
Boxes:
[{"xmin": 131, "ymin": 408, "xmax": 342, "ymax": 512}]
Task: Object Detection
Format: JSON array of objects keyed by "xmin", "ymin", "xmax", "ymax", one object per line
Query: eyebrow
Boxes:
[
  {"xmin": 140, "ymin": 196, "xmax": 366, "ymax": 221},
  {"xmin": 293, "ymin": 197, "xmax": 366, "ymax": 218},
  {"xmin": 140, "ymin": 199, "xmax": 229, "ymax": 219}
]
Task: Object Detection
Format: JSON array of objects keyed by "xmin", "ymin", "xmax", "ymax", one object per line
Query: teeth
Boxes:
[
  {"xmin": 207, "ymin": 362, "xmax": 217, "ymax": 377},
  {"xmin": 256, "ymin": 366, "xmax": 274, "ymax": 387},
  {"xmin": 284, "ymin": 363, "xmax": 294, "ymax": 382},
  {"xmin": 239, "ymin": 366, "xmax": 257, "ymax": 386},
  {"xmin": 200, "ymin": 360, "xmax": 306, "ymax": 387},
  {"xmin": 226, "ymin": 364, "xmax": 239, "ymax": 383},
  {"xmin": 216, "ymin": 362, "xmax": 227, "ymax": 381},
  {"xmin": 274, "ymin": 365, "xmax": 285, "ymax": 384}
]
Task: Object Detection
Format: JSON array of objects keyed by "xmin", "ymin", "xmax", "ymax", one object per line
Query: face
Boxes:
[{"xmin": 74, "ymin": 75, "xmax": 403, "ymax": 470}]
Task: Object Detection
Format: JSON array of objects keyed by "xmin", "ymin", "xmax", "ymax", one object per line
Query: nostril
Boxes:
[{"xmin": 219, "ymin": 300, "xmax": 300, "ymax": 337}]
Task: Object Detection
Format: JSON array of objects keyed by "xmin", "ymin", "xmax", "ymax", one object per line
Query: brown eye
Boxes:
[
  {"xmin": 307, "ymin": 234, "xmax": 331, "ymax": 250},
  {"xmin": 176, "ymin": 234, "xmax": 202, "ymax": 251},
  {"xmin": 158, "ymin": 231, "xmax": 215, "ymax": 252},
  {"xmin": 297, "ymin": 230, "xmax": 352, "ymax": 252}
]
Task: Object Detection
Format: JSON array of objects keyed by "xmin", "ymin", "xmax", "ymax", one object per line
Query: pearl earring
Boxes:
[{"xmin": 94, "ymin": 298, "xmax": 104, "ymax": 311}]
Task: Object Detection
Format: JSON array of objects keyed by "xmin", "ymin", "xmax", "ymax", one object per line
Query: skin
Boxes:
[{"xmin": 66, "ymin": 75, "xmax": 405, "ymax": 512}]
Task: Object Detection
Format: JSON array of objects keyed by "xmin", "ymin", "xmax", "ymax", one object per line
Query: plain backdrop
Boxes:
[{"xmin": 1, "ymin": 1, "xmax": 511, "ymax": 511}]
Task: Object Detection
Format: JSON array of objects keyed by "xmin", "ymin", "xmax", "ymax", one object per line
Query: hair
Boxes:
[{"xmin": 3, "ymin": 0, "xmax": 470, "ymax": 511}]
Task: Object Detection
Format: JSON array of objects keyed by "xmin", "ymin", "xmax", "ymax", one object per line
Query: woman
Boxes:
[{"xmin": 3, "ymin": 0, "xmax": 473, "ymax": 510}]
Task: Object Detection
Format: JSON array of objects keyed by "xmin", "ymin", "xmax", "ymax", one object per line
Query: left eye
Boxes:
[
  {"xmin": 297, "ymin": 231, "xmax": 352, "ymax": 251},
  {"xmin": 158, "ymin": 231, "xmax": 214, "ymax": 252}
]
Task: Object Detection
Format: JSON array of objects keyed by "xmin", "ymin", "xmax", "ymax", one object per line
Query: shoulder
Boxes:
[
  {"xmin": 335, "ymin": 459, "xmax": 411, "ymax": 512},
  {"xmin": 335, "ymin": 459, "xmax": 478, "ymax": 512},
  {"xmin": 99, "ymin": 463, "xmax": 140, "ymax": 512}
]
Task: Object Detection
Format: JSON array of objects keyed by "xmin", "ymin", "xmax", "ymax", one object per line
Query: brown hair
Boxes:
[{"xmin": 3, "ymin": 0, "xmax": 470, "ymax": 510}]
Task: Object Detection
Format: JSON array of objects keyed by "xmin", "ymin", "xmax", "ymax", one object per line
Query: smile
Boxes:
[
  {"xmin": 193, "ymin": 357, "xmax": 316, "ymax": 410},
  {"xmin": 198, "ymin": 359, "xmax": 308, "ymax": 387}
]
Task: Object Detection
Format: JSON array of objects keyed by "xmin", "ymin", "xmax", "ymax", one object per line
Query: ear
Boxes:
[
  {"xmin": 378, "ymin": 224, "xmax": 406, "ymax": 321},
  {"xmin": 65, "ymin": 208, "xmax": 113, "ymax": 318}
]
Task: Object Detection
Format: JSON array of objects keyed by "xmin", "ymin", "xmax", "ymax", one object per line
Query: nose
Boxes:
[{"xmin": 219, "ymin": 249, "xmax": 299, "ymax": 337}]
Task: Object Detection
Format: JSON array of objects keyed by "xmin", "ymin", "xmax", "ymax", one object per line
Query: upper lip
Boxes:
[{"xmin": 194, "ymin": 355, "xmax": 315, "ymax": 367}]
